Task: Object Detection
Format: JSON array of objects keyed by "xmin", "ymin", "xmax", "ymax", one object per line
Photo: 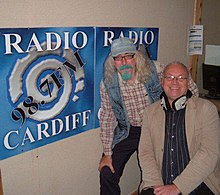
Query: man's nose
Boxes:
[
  {"xmin": 171, "ymin": 77, "xmax": 178, "ymax": 84},
  {"xmin": 122, "ymin": 57, "xmax": 127, "ymax": 64}
]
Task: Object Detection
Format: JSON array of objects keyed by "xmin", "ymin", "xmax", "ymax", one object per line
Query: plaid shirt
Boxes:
[{"xmin": 100, "ymin": 63, "xmax": 199, "ymax": 155}]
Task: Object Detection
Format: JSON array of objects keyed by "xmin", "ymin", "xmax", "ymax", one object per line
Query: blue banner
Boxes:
[{"xmin": 0, "ymin": 27, "xmax": 159, "ymax": 160}]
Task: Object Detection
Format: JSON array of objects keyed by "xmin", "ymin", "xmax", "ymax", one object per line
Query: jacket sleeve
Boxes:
[
  {"xmin": 138, "ymin": 107, "xmax": 164, "ymax": 190},
  {"xmin": 173, "ymin": 100, "xmax": 220, "ymax": 194}
]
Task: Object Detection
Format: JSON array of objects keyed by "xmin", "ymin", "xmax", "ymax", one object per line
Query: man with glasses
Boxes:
[
  {"xmin": 139, "ymin": 61, "xmax": 220, "ymax": 195},
  {"xmin": 98, "ymin": 37, "xmax": 198, "ymax": 195}
]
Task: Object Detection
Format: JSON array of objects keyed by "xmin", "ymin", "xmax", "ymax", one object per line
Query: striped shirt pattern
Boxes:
[{"xmin": 162, "ymin": 108, "xmax": 190, "ymax": 185}]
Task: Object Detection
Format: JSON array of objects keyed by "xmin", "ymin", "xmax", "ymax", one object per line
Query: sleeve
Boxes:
[
  {"xmin": 99, "ymin": 81, "xmax": 117, "ymax": 156},
  {"xmin": 138, "ymin": 108, "xmax": 164, "ymax": 190},
  {"xmin": 188, "ymin": 73, "xmax": 199, "ymax": 97},
  {"xmin": 173, "ymin": 102, "xmax": 220, "ymax": 194}
]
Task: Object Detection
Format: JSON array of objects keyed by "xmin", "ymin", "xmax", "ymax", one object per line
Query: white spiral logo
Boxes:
[{"xmin": 9, "ymin": 42, "xmax": 85, "ymax": 122}]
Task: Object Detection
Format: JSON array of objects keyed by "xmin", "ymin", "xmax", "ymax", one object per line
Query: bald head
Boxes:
[
  {"xmin": 163, "ymin": 61, "xmax": 189, "ymax": 77},
  {"xmin": 162, "ymin": 61, "xmax": 190, "ymax": 105}
]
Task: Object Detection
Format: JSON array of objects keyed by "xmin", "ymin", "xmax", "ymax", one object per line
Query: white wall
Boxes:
[
  {"xmin": 197, "ymin": 0, "xmax": 220, "ymax": 92},
  {"xmin": 0, "ymin": 0, "xmax": 195, "ymax": 65},
  {"xmin": 1, "ymin": 0, "xmax": 218, "ymax": 195}
]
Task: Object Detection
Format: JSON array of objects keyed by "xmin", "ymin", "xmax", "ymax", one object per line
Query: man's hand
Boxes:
[
  {"xmin": 154, "ymin": 184, "xmax": 180, "ymax": 195},
  {"xmin": 98, "ymin": 155, "xmax": 115, "ymax": 173}
]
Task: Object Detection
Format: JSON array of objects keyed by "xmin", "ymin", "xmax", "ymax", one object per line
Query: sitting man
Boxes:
[{"xmin": 139, "ymin": 61, "xmax": 220, "ymax": 195}]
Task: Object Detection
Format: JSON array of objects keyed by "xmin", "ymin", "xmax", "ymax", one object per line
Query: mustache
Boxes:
[{"xmin": 119, "ymin": 64, "xmax": 133, "ymax": 71}]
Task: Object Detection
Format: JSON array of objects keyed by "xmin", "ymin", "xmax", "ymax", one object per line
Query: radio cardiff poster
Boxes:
[
  {"xmin": 0, "ymin": 26, "xmax": 159, "ymax": 160},
  {"xmin": 0, "ymin": 27, "xmax": 95, "ymax": 160}
]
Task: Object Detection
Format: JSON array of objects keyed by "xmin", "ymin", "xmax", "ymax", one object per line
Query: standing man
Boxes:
[
  {"xmin": 98, "ymin": 37, "xmax": 162, "ymax": 195},
  {"xmin": 139, "ymin": 61, "xmax": 220, "ymax": 195}
]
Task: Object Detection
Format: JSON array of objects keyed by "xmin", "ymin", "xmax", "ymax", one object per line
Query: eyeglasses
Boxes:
[
  {"xmin": 163, "ymin": 75, "xmax": 188, "ymax": 82},
  {"xmin": 113, "ymin": 54, "xmax": 135, "ymax": 61}
]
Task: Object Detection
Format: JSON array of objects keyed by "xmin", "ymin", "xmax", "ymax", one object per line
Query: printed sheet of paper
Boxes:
[{"xmin": 187, "ymin": 25, "xmax": 203, "ymax": 55}]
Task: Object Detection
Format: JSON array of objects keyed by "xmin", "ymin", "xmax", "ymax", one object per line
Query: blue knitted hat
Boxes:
[{"xmin": 111, "ymin": 37, "xmax": 136, "ymax": 57}]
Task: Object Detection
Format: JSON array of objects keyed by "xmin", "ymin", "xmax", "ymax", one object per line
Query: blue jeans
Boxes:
[{"xmin": 100, "ymin": 125, "xmax": 141, "ymax": 195}]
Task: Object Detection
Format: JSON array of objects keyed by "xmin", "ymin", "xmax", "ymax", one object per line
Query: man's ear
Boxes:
[{"xmin": 187, "ymin": 78, "xmax": 190, "ymax": 89}]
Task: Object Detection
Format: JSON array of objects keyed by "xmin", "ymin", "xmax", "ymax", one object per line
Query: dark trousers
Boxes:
[
  {"xmin": 190, "ymin": 182, "xmax": 214, "ymax": 195},
  {"xmin": 140, "ymin": 182, "xmax": 214, "ymax": 195},
  {"xmin": 100, "ymin": 126, "xmax": 141, "ymax": 195}
]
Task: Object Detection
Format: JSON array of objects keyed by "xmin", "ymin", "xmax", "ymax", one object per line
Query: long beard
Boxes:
[{"xmin": 119, "ymin": 64, "xmax": 133, "ymax": 81}]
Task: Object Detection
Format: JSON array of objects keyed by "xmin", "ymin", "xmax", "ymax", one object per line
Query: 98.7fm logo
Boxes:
[{"xmin": 8, "ymin": 42, "xmax": 85, "ymax": 126}]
